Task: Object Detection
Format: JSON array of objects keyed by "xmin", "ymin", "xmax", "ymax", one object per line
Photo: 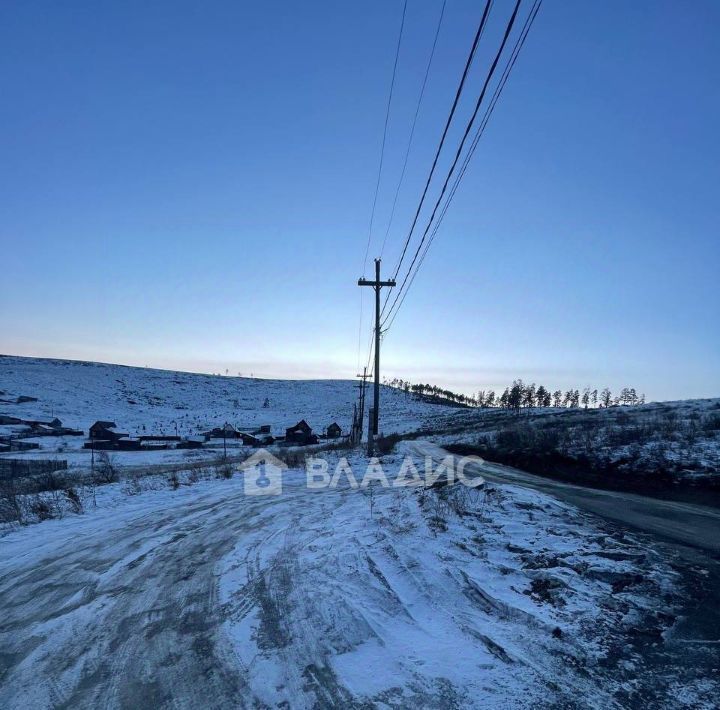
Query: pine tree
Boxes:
[
  {"xmin": 581, "ymin": 388, "xmax": 590, "ymax": 409},
  {"xmin": 509, "ymin": 381, "xmax": 524, "ymax": 412},
  {"xmin": 523, "ymin": 383, "xmax": 536, "ymax": 409},
  {"xmin": 600, "ymin": 388, "xmax": 612, "ymax": 408},
  {"xmin": 500, "ymin": 388, "xmax": 510, "ymax": 409},
  {"xmin": 536, "ymin": 385, "xmax": 548, "ymax": 408}
]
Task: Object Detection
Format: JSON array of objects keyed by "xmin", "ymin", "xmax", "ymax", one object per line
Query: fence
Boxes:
[{"xmin": 0, "ymin": 459, "xmax": 68, "ymax": 481}]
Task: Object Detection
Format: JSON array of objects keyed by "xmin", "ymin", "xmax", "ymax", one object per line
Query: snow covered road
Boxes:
[{"xmin": 1, "ymin": 453, "xmax": 718, "ymax": 708}]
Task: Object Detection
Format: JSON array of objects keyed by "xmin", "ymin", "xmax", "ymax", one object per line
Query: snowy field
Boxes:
[{"xmin": 0, "ymin": 355, "xmax": 450, "ymax": 469}]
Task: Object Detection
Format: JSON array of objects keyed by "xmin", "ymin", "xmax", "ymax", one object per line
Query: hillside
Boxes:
[
  {"xmin": 0, "ymin": 354, "xmax": 453, "ymax": 468},
  {"xmin": 415, "ymin": 400, "xmax": 720, "ymax": 489}
]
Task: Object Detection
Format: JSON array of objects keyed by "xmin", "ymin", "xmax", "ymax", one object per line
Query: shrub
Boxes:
[
  {"xmin": 0, "ymin": 478, "xmax": 23, "ymax": 524},
  {"xmin": 94, "ymin": 452, "xmax": 118, "ymax": 484},
  {"xmin": 167, "ymin": 470, "xmax": 180, "ymax": 489},
  {"xmin": 216, "ymin": 463, "xmax": 234, "ymax": 479},
  {"xmin": 375, "ymin": 433, "xmax": 402, "ymax": 455},
  {"xmin": 702, "ymin": 414, "xmax": 720, "ymax": 433},
  {"xmin": 64, "ymin": 487, "xmax": 84, "ymax": 514},
  {"xmin": 29, "ymin": 495, "xmax": 56, "ymax": 521}
]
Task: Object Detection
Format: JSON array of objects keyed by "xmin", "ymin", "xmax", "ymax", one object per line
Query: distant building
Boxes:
[
  {"xmin": 116, "ymin": 437, "xmax": 142, "ymax": 451},
  {"xmin": 206, "ymin": 424, "xmax": 238, "ymax": 439},
  {"xmin": 326, "ymin": 422, "xmax": 342, "ymax": 439},
  {"xmin": 240, "ymin": 432, "xmax": 260, "ymax": 446},
  {"xmin": 240, "ymin": 431, "xmax": 275, "ymax": 447},
  {"xmin": 0, "ymin": 415, "xmax": 22, "ymax": 425},
  {"xmin": 285, "ymin": 420, "xmax": 317, "ymax": 445},
  {"xmin": 89, "ymin": 421, "xmax": 128, "ymax": 442},
  {"xmin": 176, "ymin": 437, "xmax": 204, "ymax": 450}
]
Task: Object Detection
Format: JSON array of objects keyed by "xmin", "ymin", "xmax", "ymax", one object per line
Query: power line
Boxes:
[
  {"xmin": 384, "ymin": 0, "xmax": 542, "ymax": 332},
  {"xmin": 382, "ymin": 0, "xmax": 543, "ymax": 333},
  {"xmin": 382, "ymin": 0, "xmax": 524, "ymax": 328},
  {"xmin": 357, "ymin": 0, "xmax": 407, "ymax": 370},
  {"xmin": 361, "ymin": 0, "xmax": 408, "ymax": 276},
  {"xmin": 379, "ymin": 0, "xmax": 447, "ymax": 260},
  {"xmin": 384, "ymin": 0, "xmax": 494, "ymax": 291}
]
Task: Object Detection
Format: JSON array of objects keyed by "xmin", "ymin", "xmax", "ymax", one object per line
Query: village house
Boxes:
[
  {"xmin": 326, "ymin": 422, "xmax": 342, "ymax": 439},
  {"xmin": 206, "ymin": 423, "xmax": 239, "ymax": 439},
  {"xmin": 285, "ymin": 419, "xmax": 317, "ymax": 445},
  {"xmin": 89, "ymin": 421, "xmax": 128, "ymax": 442}
]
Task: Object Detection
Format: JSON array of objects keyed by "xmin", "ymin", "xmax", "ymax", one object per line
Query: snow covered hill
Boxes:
[{"xmin": 0, "ymin": 354, "xmax": 453, "ymax": 467}]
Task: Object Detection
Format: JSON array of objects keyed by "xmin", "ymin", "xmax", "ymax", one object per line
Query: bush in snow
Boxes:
[{"xmin": 94, "ymin": 452, "xmax": 118, "ymax": 484}]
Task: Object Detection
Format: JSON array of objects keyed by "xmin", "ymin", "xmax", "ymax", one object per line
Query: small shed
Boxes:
[
  {"xmin": 326, "ymin": 422, "xmax": 342, "ymax": 439},
  {"xmin": 116, "ymin": 437, "xmax": 142, "ymax": 451}
]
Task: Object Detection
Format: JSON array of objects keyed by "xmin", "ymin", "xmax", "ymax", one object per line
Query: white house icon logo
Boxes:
[{"xmin": 239, "ymin": 449, "xmax": 286, "ymax": 496}]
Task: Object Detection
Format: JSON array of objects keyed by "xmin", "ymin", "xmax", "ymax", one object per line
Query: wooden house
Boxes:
[
  {"xmin": 206, "ymin": 423, "xmax": 238, "ymax": 439},
  {"xmin": 89, "ymin": 421, "xmax": 128, "ymax": 442},
  {"xmin": 326, "ymin": 422, "xmax": 342, "ymax": 439},
  {"xmin": 285, "ymin": 420, "xmax": 317, "ymax": 445}
]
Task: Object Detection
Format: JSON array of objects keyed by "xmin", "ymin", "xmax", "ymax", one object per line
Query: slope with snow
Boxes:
[{"xmin": 0, "ymin": 354, "xmax": 451, "ymax": 467}]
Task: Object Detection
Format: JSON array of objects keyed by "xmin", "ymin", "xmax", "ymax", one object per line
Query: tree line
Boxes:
[{"xmin": 385, "ymin": 377, "xmax": 645, "ymax": 410}]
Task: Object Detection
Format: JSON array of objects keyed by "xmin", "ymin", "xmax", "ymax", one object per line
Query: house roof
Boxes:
[
  {"xmin": 288, "ymin": 419, "xmax": 311, "ymax": 431},
  {"xmin": 92, "ymin": 420, "xmax": 117, "ymax": 429}
]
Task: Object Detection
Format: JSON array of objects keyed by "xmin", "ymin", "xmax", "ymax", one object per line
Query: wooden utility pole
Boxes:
[
  {"xmin": 358, "ymin": 259, "xmax": 395, "ymax": 439},
  {"xmin": 355, "ymin": 367, "xmax": 370, "ymax": 443}
]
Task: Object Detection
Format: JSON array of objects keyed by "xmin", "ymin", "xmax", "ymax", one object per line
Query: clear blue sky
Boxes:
[{"xmin": 1, "ymin": 0, "xmax": 718, "ymax": 400}]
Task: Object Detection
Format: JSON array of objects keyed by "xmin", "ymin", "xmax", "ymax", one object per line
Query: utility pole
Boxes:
[
  {"xmin": 358, "ymin": 259, "xmax": 395, "ymax": 439},
  {"xmin": 355, "ymin": 367, "xmax": 370, "ymax": 443}
]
